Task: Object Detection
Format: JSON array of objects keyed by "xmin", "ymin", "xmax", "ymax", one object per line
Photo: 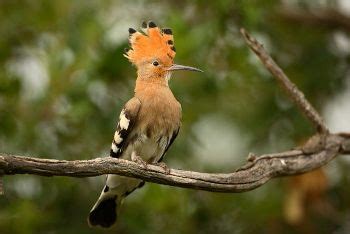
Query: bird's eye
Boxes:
[{"xmin": 152, "ymin": 61, "xmax": 159, "ymax": 66}]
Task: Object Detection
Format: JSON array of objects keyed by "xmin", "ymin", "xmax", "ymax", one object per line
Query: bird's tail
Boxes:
[{"xmin": 87, "ymin": 175, "xmax": 144, "ymax": 228}]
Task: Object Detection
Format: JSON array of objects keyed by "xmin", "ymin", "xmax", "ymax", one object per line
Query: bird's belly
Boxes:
[{"xmin": 121, "ymin": 134, "xmax": 168, "ymax": 163}]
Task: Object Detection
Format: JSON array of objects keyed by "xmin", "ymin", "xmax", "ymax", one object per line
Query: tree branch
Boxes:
[
  {"xmin": 0, "ymin": 28, "xmax": 348, "ymax": 194},
  {"xmin": 0, "ymin": 133, "xmax": 349, "ymax": 193},
  {"xmin": 240, "ymin": 28, "xmax": 328, "ymax": 134}
]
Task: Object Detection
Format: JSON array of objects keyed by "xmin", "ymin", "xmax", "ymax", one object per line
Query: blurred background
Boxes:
[{"xmin": 1, "ymin": 0, "xmax": 350, "ymax": 233}]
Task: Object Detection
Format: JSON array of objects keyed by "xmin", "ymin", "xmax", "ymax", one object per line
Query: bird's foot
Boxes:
[
  {"xmin": 131, "ymin": 151, "xmax": 148, "ymax": 169},
  {"xmin": 153, "ymin": 162, "xmax": 170, "ymax": 174}
]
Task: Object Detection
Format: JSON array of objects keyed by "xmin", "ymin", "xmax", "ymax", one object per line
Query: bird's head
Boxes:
[{"xmin": 124, "ymin": 21, "xmax": 202, "ymax": 85}]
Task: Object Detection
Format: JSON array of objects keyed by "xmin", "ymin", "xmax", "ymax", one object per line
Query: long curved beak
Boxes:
[{"xmin": 167, "ymin": 64, "xmax": 203, "ymax": 72}]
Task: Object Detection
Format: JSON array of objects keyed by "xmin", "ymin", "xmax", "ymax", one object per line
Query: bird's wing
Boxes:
[
  {"xmin": 157, "ymin": 126, "xmax": 180, "ymax": 163},
  {"xmin": 110, "ymin": 97, "xmax": 141, "ymax": 158}
]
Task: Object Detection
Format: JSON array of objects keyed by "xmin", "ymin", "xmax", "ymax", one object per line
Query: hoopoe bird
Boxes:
[{"xmin": 88, "ymin": 21, "xmax": 202, "ymax": 228}]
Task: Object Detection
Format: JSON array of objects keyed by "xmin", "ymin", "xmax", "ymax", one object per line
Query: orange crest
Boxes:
[{"xmin": 124, "ymin": 21, "xmax": 176, "ymax": 67}]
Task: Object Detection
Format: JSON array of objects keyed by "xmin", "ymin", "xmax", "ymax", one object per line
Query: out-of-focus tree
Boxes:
[{"xmin": 1, "ymin": 0, "xmax": 350, "ymax": 233}]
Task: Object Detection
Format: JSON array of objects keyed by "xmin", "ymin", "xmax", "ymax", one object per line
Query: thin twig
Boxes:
[
  {"xmin": 0, "ymin": 133, "xmax": 348, "ymax": 193},
  {"xmin": 240, "ymin": 28, "xmax": 329, "ymax": 134}
]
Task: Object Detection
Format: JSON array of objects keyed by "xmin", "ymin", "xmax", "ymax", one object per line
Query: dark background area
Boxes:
[{"xmin": 1, "ymin": 0, "xmax": 350, "ymax": 233}]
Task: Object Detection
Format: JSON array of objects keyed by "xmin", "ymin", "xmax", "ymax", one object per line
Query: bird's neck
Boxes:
[{"xmin": 134, "ymin": 75, "xmax": 170, "ymax": 93}]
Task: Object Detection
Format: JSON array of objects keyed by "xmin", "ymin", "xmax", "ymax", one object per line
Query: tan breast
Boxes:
[{"xmin": 135, "ymin": 84, "xmax": 181, "ymax": 139}]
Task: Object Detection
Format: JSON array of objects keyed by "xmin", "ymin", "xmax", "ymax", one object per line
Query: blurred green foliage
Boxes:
[{"xmin": 1, "ymin": 0, "xmax": 350, "ymax": 233}]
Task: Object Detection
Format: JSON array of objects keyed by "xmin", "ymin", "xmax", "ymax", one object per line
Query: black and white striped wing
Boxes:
[{"xmin": 110, "ymin": 97, "xmax": 141, "ymax": 158}]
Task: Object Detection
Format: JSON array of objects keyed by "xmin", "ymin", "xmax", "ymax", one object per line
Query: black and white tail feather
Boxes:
[{"xmin": 87, "ymin": 98, "xmax": 143, "ymax": 228}]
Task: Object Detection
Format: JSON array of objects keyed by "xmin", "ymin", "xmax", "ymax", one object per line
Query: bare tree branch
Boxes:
[
  {"xmin": 240, "ymin": 28, "xmax": 329, "ymax": 134},
  {"xmin": 0, "ymin": 133, "xmax": 349, "ymax": 193},
  {"xmin": 0, "ymin": 28, "xmax": 349, "ymax": 194}
]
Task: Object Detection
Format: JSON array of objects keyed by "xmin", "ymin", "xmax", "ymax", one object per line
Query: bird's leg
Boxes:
[
  {"xmin": 131, "ymin": 151, "xmax": 148, "ymax": 169},
  {"xmin": 153, "ymin": 162, "xmax": 170, "ymax": 174}
]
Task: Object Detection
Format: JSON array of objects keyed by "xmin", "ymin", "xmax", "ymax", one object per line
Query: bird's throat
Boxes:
[{"xmin": 135, "ymin": 75, "xmax": 170, "ymax": 93}]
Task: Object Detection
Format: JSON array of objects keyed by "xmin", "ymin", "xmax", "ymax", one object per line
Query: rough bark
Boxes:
[{"xmin": 0, "ymin": 133, "xmax": 349, "ymax": 193}]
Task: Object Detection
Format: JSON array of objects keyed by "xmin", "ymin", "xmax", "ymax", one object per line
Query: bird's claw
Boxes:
[
  {"xmin": 154, "ymin": 162, "xmax": 170, "ymax": 174},
  {"xmin": 131, "ymin": 152, "xmax": 148, "ymax": 169}
]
